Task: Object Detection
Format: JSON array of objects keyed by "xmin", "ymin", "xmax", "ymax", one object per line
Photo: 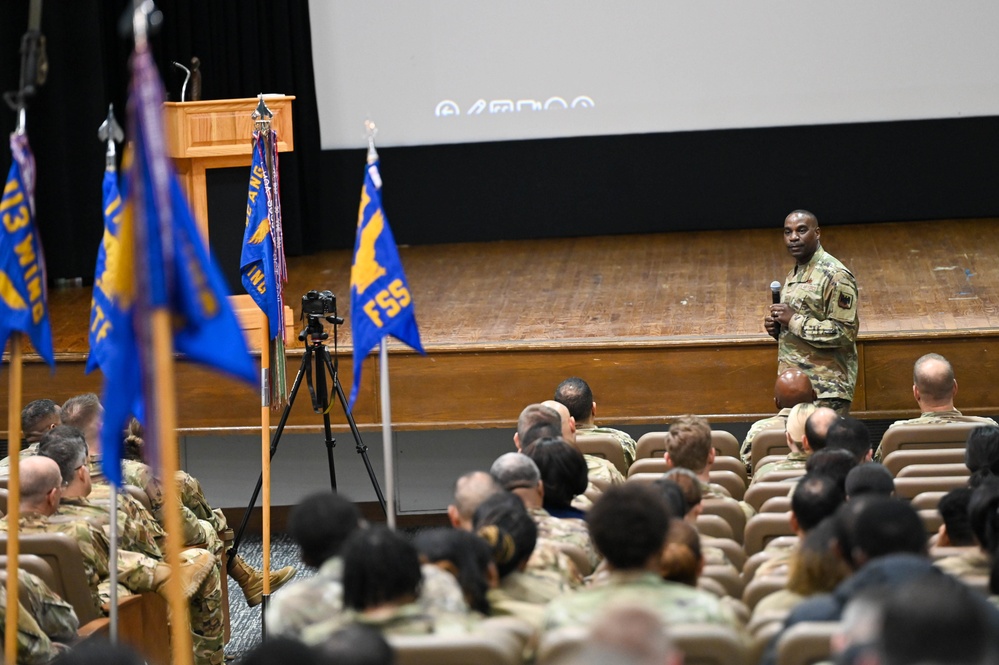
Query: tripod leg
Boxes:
[
  {"xmin": 228, "ymin": 346, "xmax": 312, "ymax": 569},
  {"xmin": 313, "ymin": 343, "xmax": 338, "ymax": 493},
  {"xmin": 323, "ymin": 348, "xmax": 388, "ymax": 516}
]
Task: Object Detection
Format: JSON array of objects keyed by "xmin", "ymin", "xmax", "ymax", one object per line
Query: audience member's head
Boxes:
[
  {"xmin": 522, "ymin": 437, "xmax": 588, "ymax": 511},
  {"xmin": 122, "ymin": 418, "xmax": 145, "ymax": 463},
  {"xmin": 774, "ymin": 369, "xmax": 816, "ymax": 410},
  {"xmin": 447, "ymin": 471, "xmax": 501, "ymax": 530},
  {"xmin": 60, "ymin": 393, "xmax": 104, "ymax": 453},
  {"xmin": 844, "ymin": 464, "xmax": 894, "ymax": 500},
  {"xmin": 660, "ymin": 519, "xmax": 703, "ymax": 586},
  {"xmin": 965, "ymin": 425, "xmax": 999, "ymax": 488},
  {"xmin": 787, "ymin": 402, "xmax": 817, "ymax": 452},
  {"xmin": 652, "ymin": 478, "xmax": 689, "ymax": 521},
  {"xmin": 832, "ymin": 588, "xmax": 884, "ymax": 665},
  {"xmin": 541, "ymin": 400, "xmax": 577, "ymax": 444},
  {"xmin": 490, "ymin": 452, "xmax": 542, "ymax": 493},
  {"xmin": 341, "ymin": 526, "xmax": 422, "ymax": 612},
  {"xmin": 937, "ymin": 487, "xmax": 975, "ymax": 548},
  {"xmin": 826, "ymin": 416, "xmax": 872, "ymax": 462},
  {"xmin": 413, "ymin": 528, "xmax": 493, "ymax": 615},
  {"xmin": 803, "ymin": 406, "xmax": 838, "ymax": 452},
  {"xmin": 19, "ymin": 456, "xmax": 63, "ymax": 514},
  {"xmin": 850, "ymin": 497, "xmax": 927, "ymax": 567},
  {"xmin": 588, "ymin": 484, "xmax": 672, "ymax": 570},
  {"xmin": 472, "ymin": 490, "xmax": 538, "ymax": 578},
  {"xmin": 239, "ymin": 637, "xmax": 325, "ymax": 665},
  {"xmin": 288, "ymin": 492, "xmax": 362, "ymax": 568},
  {"xmin": 664, "ymin": 415, "xmax": 713, "ymax": 474},
  {"xmin": 315, "ymin": 624, "xmax": 395, "ymax": 665},
  {"xmin": 912, "ymin": 352, "xmax": 957, "ymax": 408},
  {"xmin": 791, "ymin": 473, "xmax": 846, "ymax": 533},
  {"xmin": 554, "ymin": 377, "xmax": 594, "ymax": 424},
  {"xmin": 587, "ymin": 606, "xmax": 682, "ymax": 665},
  {"xmin": 787, "ymin": 518, "xmax": 851, "ymax": 597},
  {"xmin": 662, "ymin": 468, "xmax": 703, "ymax": 521},
  {"xmin": 21, "ymin": 398, "xmax": 60, "ymax": 443},
  {"xmin": 514, "ymin": 403, "xmax": 562, "ymax": 450},
  {"xmin": 38, "ymin": 425, "xmax": 89, "ymax": 492},
  {"xmin": 805, "ymin": 448, "xmax": 859, "ymax": 492},
  {"xmin": 968, "ymin": 478, "xmax": 999, "ymax": 553}
]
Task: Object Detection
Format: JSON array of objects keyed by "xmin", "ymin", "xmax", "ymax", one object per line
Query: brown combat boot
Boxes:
[
  {"xmin": 152, "ymin": 550, "xmax": 216, "ymax": 599},
  {"xmin": 228, "ymin": 554, "xmax": 296, "ymax": 607}
]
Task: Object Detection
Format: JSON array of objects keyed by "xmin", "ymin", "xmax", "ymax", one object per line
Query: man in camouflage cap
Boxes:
[
  {"xmin": 766, "ymin": 210, "xmax": 859, "ymax": 415},
  {"xmin": 555, "ymin": 377, "xmax": 637, "ymax": 468}
]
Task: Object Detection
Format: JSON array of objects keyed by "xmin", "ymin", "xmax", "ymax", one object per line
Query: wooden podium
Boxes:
[{"xmin": 163, "ymin": 96, "xmax": 296, "ymax": 347}]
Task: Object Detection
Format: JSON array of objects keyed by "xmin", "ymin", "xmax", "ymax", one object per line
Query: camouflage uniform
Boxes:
[
  {"xmin": 740, "ymin": 410, "xmax": 790, "ymax": 466},
  {"xmin": 777, "ymin": 246, "xmax": 859, "ymax": 405},
  {"xmin": 529, "ymin": 507, "xmax": 600, "ymax": 571},
  {"xmin": 751, "ymin": 451, "xmax": 809, "ymax": 485},
  {"xmin": 489, "ymin": 568, "xmax": 569, "ymax": 628},
  {"xmin": 584, "ymin": 454, "xmax": 625, "ymax": 490},
  {"xmin": 0, "ymin": 512, "xmax": 224, "ymax": 665},
  {"xmin": 266, "ymin": 556, "xmax": 344, "ymax": 639},
  {"xmin": 417, "ymin": 562, "xmax": 469, "ymax": 616},
  {"xmin": 301, "ymin": 602, "xmax": 477, "ymax": 645},
  {"xmin": 576, "ymin": 425, "xmax": 637, "ymax": 468},
  {"xmin": 542, "ymin": 570, "xmax": 745, "ymax": 632},
  {"xmin": 699, "ymin": 480, "xmax": 756, "ymax": 520},
  {"xmin": 60, "ymin": 494, "xmax": 165, "ymax": 560},
  {"xmin": 935, "ymin": 548, "xmax": 990, "ymax": 579},
  {"xmin": 527, "ymin": 538, "xmax": 585, "ymax": 589},
  {"xmin": 0, "ymin": 569, "xmax": 78, "ymax": 664},
  {"xmin": 873, "ymin": 410, "xmax": 999, "ymax": 460},
  {"xmin": 0, "ymin": 441, "xmax": 39, "ymax": 468}
]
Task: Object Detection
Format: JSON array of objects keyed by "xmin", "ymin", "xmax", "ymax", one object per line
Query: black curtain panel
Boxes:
[{"xmin": 0, "ymin": 0, "xmax": 323, "ymax": 282}]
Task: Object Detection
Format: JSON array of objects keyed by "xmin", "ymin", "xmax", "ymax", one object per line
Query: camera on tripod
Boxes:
[{"xmin": 299, "ymin": 289, "xmax": 345, "ymax": 341}]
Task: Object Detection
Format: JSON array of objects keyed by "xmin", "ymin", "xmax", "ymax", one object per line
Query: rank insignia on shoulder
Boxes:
[{"xmin": 838, "ymin": 293, "xmax": 854, "ymax": 309}]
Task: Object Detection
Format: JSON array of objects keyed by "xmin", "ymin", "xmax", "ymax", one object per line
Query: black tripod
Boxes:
[{"xmin": 228, "ymin": 294, "xmax": 386, "ymax": 569}]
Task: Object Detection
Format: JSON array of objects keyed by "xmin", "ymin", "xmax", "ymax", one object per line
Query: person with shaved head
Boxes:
[
  {"xmin": 446, "ymin": 471, "xmax": 501, "ymax": 530},
  {"xmin": 741, "ymin": 369, "xmax": 816, "ymax": 468}
]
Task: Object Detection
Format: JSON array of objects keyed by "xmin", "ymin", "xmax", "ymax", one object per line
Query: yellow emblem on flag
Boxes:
[{"xmin": 0, "ymin": 269, "xmax": 28, "ymax": 310}]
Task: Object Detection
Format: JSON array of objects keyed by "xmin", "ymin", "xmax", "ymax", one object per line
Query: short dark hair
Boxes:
[
  {"xmin": 61, "ymin": 393, "xmax": 102, "ymax": 430},
  {"xmin": 805, "ymin": 448, "xmax": 858, "ymax": 493},
  {"xmin": 413, "ymin": 528, "xmax": 492, "ymax": 615},
  {"xmin": 652, "ymin": 478, "xmax": 689, "ymax": 519},
  {"xmin": 341, "ymin": 526, "xmax": 422, "ymax": 611},
  {"xmin": 804, "ymin": 410, "xmax": 836, "ymax": 452},
  {"xmin": 472, "ymin": 491, "xmax": 537, "ymax": 577},
  {"xmin": 520, "ymin": 422, "xmax": 562, "ymax": 450},
  {"xmin": 938, "ymin": 487, "xmax": 975, "ymax": 547},
  {"xmin": 792, "ymin": 474, "xmax": 846, "ymax": 532},
  {"xmin": 844, "ymin": 464, "xmax": 895, "ymax": 499},
  {"xmin": 522, "ymin": 437, "xmax": 588, "ymax": 509},
  {"xmin": 37, "ymin": 425, "xmax": 88, "ymax": 485},
  {"xmin": 968, "ymin": 479, "xmax": 999, "ymax": 553},
  {"xmin": 554, "ymin": 377, "xmax": 593, "ymax": 422},
  {"xmin": 852, "ymin": 497, "xmax": 926, "ymax": 561},
  {"xmin": 241, "ymin": 637, "xmax": 324, "ymax": 665},
  {"xmin": 588, "ymin": 484, "xmax": 671, "ymax": 569},
  {"xmin": 966, "ymin": 425, "xmax": 999, "ymax": 487},
  {"xmin": 21, "ymin": 399, "xmax": 58, "ymax": 433},
  {"xmin": 315, "ymin": 624, "xmax": 394, "ymax": 665},
  {"xmin": 516, "ymin": 404, "xmax": 561, "ymax": 444},
  {"xmin": 825, "ymin": 417, "xmax": 871, "ymax": 461},
  {"xmin": 662, "ymin": 468, "xmax": 702, "ymax": 515},
  {"xmin": 288, "ymin": 492, "xmax": 361, "ymax": 568}
]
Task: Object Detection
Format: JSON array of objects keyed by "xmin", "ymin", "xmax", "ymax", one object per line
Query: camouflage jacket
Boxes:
[
  {"xmin": 934, "ymin": 548, "xmax": 990, "ymax": 579},
  {"xmin": 529, "ymin": 507, "xmax": 600, "ymax": 572},
  {"xmin": 301, "ymin": 602, "xmax": 476, "ymax": 645},
  {"xmin": 873, "ymin": 410, "xmax": 998, "ymax": 460},
  {"xmin": 527, "ymin": 538, "xmax": 585, "ymax": 589},
  {"xmin": 576, "ymin": 425, "xmax": 637, "ymax": 468},
  {"xmin": 0, "ymin": 570, "xmax": 77, "ymax": 665},
  {"xmin": 751, "ymin": 451, "xmax": 808, "ymax": 485},
  {"xmin": 741, "ymin": 411, "xmax": 790, "ymax": 465},
  {"xmin": 266, "ymin": 556, "xmax": 344, "ymax": 639},
  {"xmin": 584, "ymin": 454, "xmax": 625, "ymax": 489},
  {"xmin": 778, "ymin": 246, "xmax": 859, "ymax": 402},
  {"xmin": 60, "ymin": 494, "xmax": 165, "ymax": 561},
  {"xmin": 0, "ymin": 442, "xmax": 39, "ymax": 469},
  {"xmin": 542, "ymin": 570, "xmax": 744, "ymax": 632}
]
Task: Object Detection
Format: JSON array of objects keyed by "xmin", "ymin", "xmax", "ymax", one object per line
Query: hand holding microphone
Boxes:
[{"xmin": 766, "ymin": 281, "xmax": 783, "ymax": 340}]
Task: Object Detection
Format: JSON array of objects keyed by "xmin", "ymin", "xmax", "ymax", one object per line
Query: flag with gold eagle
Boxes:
[
  {"xmin": 240, "ymin": 133, "xmax": 284, "ymax": 340},
  {"xmin": 347, "ymin": 160, "xmax": 423, "ymax": 410},
  {"xmin": 97, "ymin": 46, "xmax": 256, "ymax": 485},
  {"xmin": 0, "ymin": 133, "xmax": 53, "ymax": 366}
]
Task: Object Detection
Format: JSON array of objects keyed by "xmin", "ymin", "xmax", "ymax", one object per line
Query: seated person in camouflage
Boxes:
[
  {"xmin": 446, "ymin": 471, "xmax": 502, "ymax": 530},
  {"xmin": 1, "ymin": 457, "xmax": 224, "ymax": 665},
  {"xmin": 554, "ymin": 377, "xmax": 637, "ymax": 468},
  {"xmin": 966, "ymin": 426, "xmax": 999, "ymax": 488},
  {"xmin": 844, "ymin": 464, "xmax": 895, "ymax": 500},
  {"xmin": 874, "ymin": 353, "xmax": 998, "ymax": 460},
  {"xmin": 741, "ymin": 369, "xmax": 816, "ymax": 468},
  {"xmin": 543, "ymin": 399, "xmax": 625, "ymax": 489},
  {"xmin": 931, "ymin": 487, "xmax": 977, "ymax": 566},
  {"xmin": 826, "ymin": 416, "xmax": 873, "ymax": 463},
  {"xmin": 63, "ymin": 394, "xmax": 295, "ymax": 607},
  {"xmin": 936, "ymin": 481, "xmax": 999, "ymax": 580},
  {"xmin": 542, "ymin": 483, "xmax": 744, "ymax": 633},
  {"xmin": 302, "ymin": 526, "xmax": 478, "ymax": 645},
  {"xmin": 473, "ymin": 491, "xmax": 574, "ymax": 629},
  {"xmin": 413, "ymin": 529, "xmax": 494, "ymax": 615},
  {"xmin": 0, "ymin": 568, "xmax": 78, "ymax": 665},
  {"xmin": 490, "ymin": 452, "xmax": 600, "ymax": 572},
  {"xmin": 752, "ymin": 403, "xmax": 818, "ymax": 485},
  {"xmin": 522, "ymin": 438, "xmax": 589, "ymax": 520},
  {"xmin": 0, "ymin": 398, "xmax": 62, "ymax": 469}
]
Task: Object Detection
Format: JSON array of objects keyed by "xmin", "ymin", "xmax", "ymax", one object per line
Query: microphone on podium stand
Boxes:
[{"xmin": 770, "ymin": 281, "xmax": 782, "ymax": 339}]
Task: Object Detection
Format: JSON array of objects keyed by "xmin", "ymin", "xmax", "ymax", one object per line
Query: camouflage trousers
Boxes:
[{"xmin": 816, "ymin": 397, "xmax": 851, "ymax": 416}]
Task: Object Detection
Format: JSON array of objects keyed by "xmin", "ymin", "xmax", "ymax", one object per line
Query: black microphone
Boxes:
[{"xmin": 770, "ymin": 280, "xmax": 782, "ymax": 339}]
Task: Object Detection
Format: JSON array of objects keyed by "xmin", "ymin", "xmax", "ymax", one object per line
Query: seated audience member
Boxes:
[
  {"xmin": 659, "ymin": 519, "xmax": 703, "ymax": 587},
  {"xmin": 751, "ymin": 402, "xmax": 817, "ymax": 484},
  {"xmin": 446, "ymin": 471, "xmax": 502, "ymax": 530},
  {"xmin": 653, "ymin": 477, "xmax": 691, "ymax": 521},
  {"xmin": 741, "ymin": 369, "xmax": 816, "ymax": 468},
  {"xmin": 266, "ymin": 492, "xmax": 363, "ymax": 639},
  {"xmin": 874, "ymin": 353, "xmax": 997, "ymax": 460},
  {"xmin": 934, "ymin": 487, "xmax": 976, "ymax": 549},
  {"xmin": 238, "ymin": 637, "xmax": 326, "ymax": 665},
  {"xmin": 825, "ymin": 416, "xmax": 873, "ymax": 463},
  {"xmin": 315, "ymin": 624, "xmax": 395, "ymax": 665},
  {"xmin": 472, "ymin": 491, "xmax": 571, "ymax": 627},
  {"xmin": 490, "ymin": 452, "xmax": 599, "ymax": 571},
  {"xmin": 522, "ymin": 438, "xmax": 589, "ymax": 519},
  {"xmin": 655, "ymin": 473, "xmax": 734, "ymax": 569},
  {"xmin": 662, "ymin": 469, "xmax": 703, "ymax": 522},
  {"xmin": 0, "ymin": 568, "xmax": 78, "ymax": 664},
  {"xmin": 751, "ymin": 518, "xmax": 850, "ymax": 623},
  {"xmin": 554, "ymin": 377, "xmax": 638, "ymax": 467},
  {"xmin": 542, "ymin": 483, "xmax": 743, "ymax": 632},
  {"xmin": 829, "ymin": 588, "xmax": 884, "ymax": 665},
  {"xmin": 804, "ymin": 448, "xmax": 859, "ymax": 493},
  {"xmin": 965, "ymin": 425, "xmax": 999, "ymax": 488},
  {"xmin": 542, "ymin": 399, "xmax": 625, "ymax": 491},
  {"xmin": 566, "ymin": 606, "xmax": 683, "ymax": 665},
  {"xmin": 3, "ymin": 457, "xmax": 223, "ymax": 665},
  {"xmin": 937, "ymin": 479, "xmax": 999, "ymax": 579},
  {"xmin": 0, "ymin": 398, "xmax": 61, "ymax": 468},
  {"xmin": 844, "ymin": 463, "xmax": 895, "ymax": 500},
  {"xmin": 413, "ymin": 528, "xmax": 494, "ymax": 615},
  {"xmin": 303, "ymin": 527, "xmax": 475, "ymax": 644}
]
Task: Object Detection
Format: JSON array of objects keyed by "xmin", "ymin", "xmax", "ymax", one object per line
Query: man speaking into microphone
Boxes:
[{"xmin": 764, "ymin": 210, "xmax": 859, "ymax": 415}]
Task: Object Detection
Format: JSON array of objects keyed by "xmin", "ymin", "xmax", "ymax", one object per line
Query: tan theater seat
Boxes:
[
  {"xmin": 882, "ymin": 448, "xmax": 966, "ymax": 477},
  {"xmin": 896, "ymin": 463, "xmax": 970, "ymax": 478},
  {"xmin": 877, "ymin": 423, "xmax": 979, "ymax": 459},
  {"xmin": 712, "ymin": 456, "xmax": 749, "ymax": 484},
  {"xmin": 702, "ymin": 498, "xmax": 747, "ymax": 544},
  {"xmin": 635, "ymin": 430, "xmax": 741, "ymax": 461},
  {"xmin": 751, "ymin": 429, "xmax": 791, "ymax": 473},
  {"xmin": 744, "ymin": 482, "xmax": 795, "ymax": 512},
  {"xmin": 575, "ymin": 433, "xmax": 628, "ymax": 476},
  {"xmin": 391, "ymin": 618, "xmax": 528, "ymax": 665},
  {"xmin": 893, "ymin": 476, "xmax": 968, "ymax": 500},
  {"xmin": 744, "ymin": 513, "xmax": 795, "ymax": 556},
  {"xmin": 776, "ymin": 621, "xmax": 839, "ymax": 665},
  {"xmin": 709, "ymin": 470, "xmax": 747, "ymax": 501},
  {"xmin": 539, "ymin": 623, "xmax": 749, "ymax": 665},
  {"xmin": 628, "ymin": 458, "xmax": 666, "ymax": 477}
]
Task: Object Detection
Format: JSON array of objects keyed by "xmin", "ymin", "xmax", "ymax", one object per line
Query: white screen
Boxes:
[{"xmin": 309, "ymin": 1, "xmax": 999, "ymax": 149}]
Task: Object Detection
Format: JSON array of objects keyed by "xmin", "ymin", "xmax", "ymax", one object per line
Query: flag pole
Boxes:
[
  {"xmin": 5, "ymin": 334, "xmax": 23, "ymax": 665},
  {"xmin": 259, "ymin": 316, "xmax": 272, "ymax": 634}
]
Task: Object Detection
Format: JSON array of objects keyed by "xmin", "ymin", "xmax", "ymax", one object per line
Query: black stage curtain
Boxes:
[{"xmin": 0, "ymin": 0, "xmax": 323, "ymax": 282}]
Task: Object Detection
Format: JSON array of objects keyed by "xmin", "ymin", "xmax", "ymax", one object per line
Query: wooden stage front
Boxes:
[{"xmin": 3, "ymin": 218, "xmax": 999, "ymax": 436}]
